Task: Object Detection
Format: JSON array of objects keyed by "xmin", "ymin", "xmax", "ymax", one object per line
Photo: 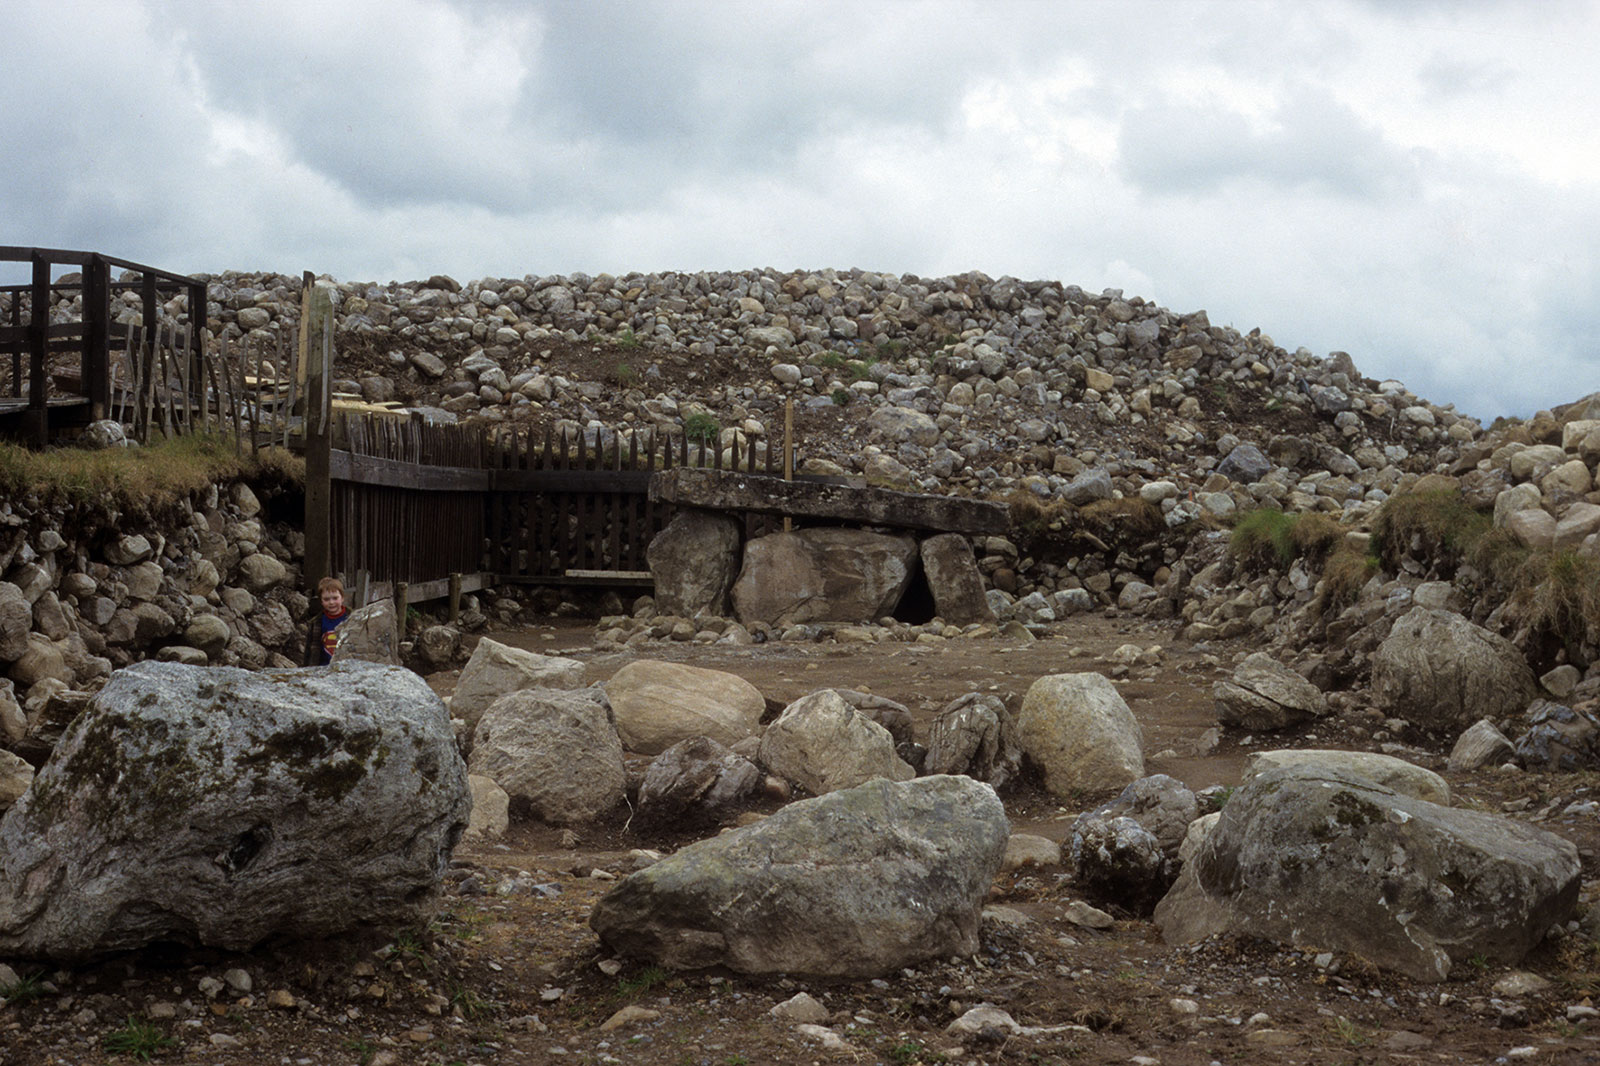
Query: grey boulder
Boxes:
[
  {"xmin": 590, "ymin": 775, "xmax": 1008, "ymax": 976},
  {"xmin": 1154, "ymin": 765, "xmax": 1580, "ymax": 981},
  {"xmin": 1371, "ymin": 607, "xmax": 1536, "ymax": 733},
  {"xmin": 468, "ymin": 687, "xmax": 625, "ymax": 825},
  {"xmin": 757, "ymin": 690, "xmax": 914, "ymax": 795},
  {"xmin": 646, "ymin": 510, "xmax": 743, "ymax": 619},
  {"xmin": 1212, "ymin": 653, "xmax": 1325, "ymax": 731},
  {"xmin": 636, "ymin": 736, "xmax": 764, "ymax": 829},
  {"xmin": 0, "ymin": 660, "xmax": 469, "ymax": 960},
  {"xmin": 731, "ymin": 529, "xmax": 917, "ymax": 626},
  {"xmin": 923, "ymin": 693, "xmax": 1022, "ymax": 788}
]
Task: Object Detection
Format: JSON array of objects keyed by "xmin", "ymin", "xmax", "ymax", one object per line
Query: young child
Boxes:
[{"xmin": 303, "ymin": 575, "xmax": 350, "ymax": 666}]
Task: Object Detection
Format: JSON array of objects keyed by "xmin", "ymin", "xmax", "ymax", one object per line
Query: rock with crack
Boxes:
[
  {"xmin": 449, "ymin": 638, "xmax": 586, "ymax": 745},
  {"xmin": 330, "ymin": 600, "xmax": 400, "ymax": 666},
  {"xmin": 635, "ymin": 736, "xmax": 764, "ymax": 828},
  {"xmin": 589, "ymin": 775, "xmax": 1008, "ymax": 976},
  {"xmin": 730, "ymin": 529, "xmax": 917, "ymax": 626},
  {"xmin": 0, "ymin": 660, "xmax": 469, "ymax": 960},
  {"xmin": 1069, "ymin": 814, "xmax": 1172, "ymax": 913},
  {"xmin": 1082, "ymin": 773, "xmax": 1198, "ymax": 864},
  {"xmin": 757, "ymin": 689, "xmax": 914, "ymax": 795},
  {"xmin": 645, "ymin": 510, "xmax": 743, "ymax": 619},
  {"xmin": 1371, "ymin": 607, "xmax": 1536, "ymax": 734},
  {"xmin": 468, "ymin": 687, "xmax": 625, "ymax": 825},
  {"xmin": 923, "ymin": 692, "xmax": 1022, "ymax": 788},
  {"xmin": 1154, "ymin": 764, "xmax": 1580, "ymax": 981},
  {"xmin": 1212, "ymin": 652, "xmax": 1326, "ymax": 731}
]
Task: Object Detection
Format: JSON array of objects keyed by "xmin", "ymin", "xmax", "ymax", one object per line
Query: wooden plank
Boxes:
[
  {"xmin": 329, "ymin": 450, "xmax": 492, "ymax": 490},
  {"xmin": 362, "ymin": 570, "xmax": 494, "ymax": 607},
  {"xmin": 649, "ymin": 467, "xmax": 1011, "ymax": 535}
]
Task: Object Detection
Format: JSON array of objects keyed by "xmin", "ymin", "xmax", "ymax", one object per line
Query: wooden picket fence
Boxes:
[{"xmin": 325, "ymin": 413, "xmax": 796, "ymax": 606}]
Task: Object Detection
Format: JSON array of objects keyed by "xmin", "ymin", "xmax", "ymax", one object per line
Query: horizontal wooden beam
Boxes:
[
  {"xmin": 362, "ymin": 570, "xmax": 493, "ymax": 606},
  {"xmin": 649, "ymin": 467, "xmax": 1011, "ymax": 536}
]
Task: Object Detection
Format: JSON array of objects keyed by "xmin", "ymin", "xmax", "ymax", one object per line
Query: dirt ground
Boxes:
[{"xmin": 4, "ymin": 615, "xmax": 1600, "ymax": 1066}]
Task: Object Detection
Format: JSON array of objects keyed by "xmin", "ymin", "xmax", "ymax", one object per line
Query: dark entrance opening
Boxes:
[{"xmin": 892, "ymin": 559, "xmax": 937, "ymax": 625}]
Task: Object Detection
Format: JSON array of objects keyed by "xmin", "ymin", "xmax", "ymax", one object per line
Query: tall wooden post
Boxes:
[
  {"xmin": 302, "ymin": 274, "xmax": 335, "ymax": 587},
  {"xmin": 82, "ymin": 255, "xmax": 110, "ymax": 420},
  {"xmin": 26, "ymin": 255, "xmax": 49, "ymax": 447}
]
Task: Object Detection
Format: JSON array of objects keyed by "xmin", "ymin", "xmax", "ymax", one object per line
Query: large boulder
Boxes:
[
  {"xmin": 646, "ymin": 510, "xmax": 743, "ymax": 619},
  {"xmin": 636, "ymin": 736, "xmax": 764, "ymax": 828},
  {"xmin": 0, "ymin": 583, "xmax": 31, "ymax": 662},
  {"xmin": 450, "ymin": 638, "xmax": 586, "ymax": 740},
  {"xmin": 603, "ymin": 660, "xmax": 765, "ymax": 755},
  {"xmin": 1212, "ymin": 653, "xmax": 1326, "ymax": 731},
  {"xmin": 0, "ymin": 661, "xmax": 469, "ymax": 960},
  {"xmin": 731, "ymin": 529, "xmax": 917, "ymax": 626},
  {"xmin": 1371, "ymin": 608, "xmax": 1537, "ymax": 733},
  {"xmin": 330, "ymin": 600, "xmax": 400, "ymax": 666},
  {"xmin": 1015, "ymin": 673, "xmax": 1144, "ymax": 798},
  {"xmin": 468, "ymin": 687, "xmax": 625, "ymax": 825},
  {"xmin": 590, "ymin": 775, "xmax": 1008, "ymax": 976},
  {"xmin": 1243, "ymin": 749, "xmax": 1450, "ymax": 805},
  {"xmin": 923, "ymin": 693, "xmax": 1022, "ymax": 788},
  {"xmin": 919, "ymin": 534, "xmax": 995, "ymax": 625},
  {"xmin": 757, "ymin": 690, "xmax": 914, "ymax": 795},
  {"xmin": 1154, "ymin": 765, "xmax": 1580, "ymax": 981}
]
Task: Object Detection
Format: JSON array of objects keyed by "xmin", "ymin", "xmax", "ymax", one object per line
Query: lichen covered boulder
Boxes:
[{"xmin": 0, "ymin": 660, "xmax": 470, "ymax": 960}]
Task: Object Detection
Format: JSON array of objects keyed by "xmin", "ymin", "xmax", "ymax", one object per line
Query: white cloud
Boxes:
[{"xmin": 3, "ymin": 0, "xmax": 1597, "ymax": 419}]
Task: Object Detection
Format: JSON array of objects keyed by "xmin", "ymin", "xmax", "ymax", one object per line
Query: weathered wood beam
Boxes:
[{"xmin": 648, "ymin": 467, "xmax": 1010, "ymax": 536}]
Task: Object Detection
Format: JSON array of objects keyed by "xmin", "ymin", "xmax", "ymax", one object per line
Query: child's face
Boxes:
[{"xmin": 321, "ymin": 588, "xmax": 344, "ymax": 614}]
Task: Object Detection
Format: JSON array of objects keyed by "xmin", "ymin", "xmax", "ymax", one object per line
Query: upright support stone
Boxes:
[{"xmin": 301, "ymin": 273, "xmax": 336, "ymax": 586}]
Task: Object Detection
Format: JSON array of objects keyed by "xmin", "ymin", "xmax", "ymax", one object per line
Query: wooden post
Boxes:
[
  {"xmin": 395, "ymin": 581, "xmax": 409, "ymax": 634},
  {"xmin": 448, "ymin": 572, "xmax": 462, "ymax": 623},
  {"xmin": 302, "ymin": 275, "xmax": 336, "ymax": 587},
  {"xmin": 83, "ymin": 254, "xmax": 110, "ymax": 420},
  {"xmin": 353, "ymin": 568, "xmax": 370, "ymax": 609},
  {"xmin": 27, "ymin": 254, "xmax": 49, "ymax": 447}
]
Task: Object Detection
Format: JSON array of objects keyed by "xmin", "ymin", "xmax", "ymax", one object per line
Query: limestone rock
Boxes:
[
  {"xmin": 589, "ymin": 775, "xmax": 1008, "ymax": 976},
  {"xmin": 467, "ymin": 687, "xmax": 625, "ymax": 825},
  {"xmin": 1243, "ymin": 749, "xmax": 1449, "ymax": 805},
  {"xmin": 464, "ymin": 775, "xmax": 510, "ymax": 842},
  {"xmin": 1085, "ymin": 773, "xmax": 1198, "ymax": 861},
  {"xmin": 635, "ymin": 736, "xmax": 763, "ymax": 828},
  {"xmin": 923, "ymin": 692, "xmax": 1022, "ymax": 788},
  {"xmin": 919, "ymin": 534, "xmax": 995, "ymax": 625},
  {"xmin": 330, "ymin": 600, "xmax": 400, "ymax": 666},
  {"xmin": 451, "ymin": 638, "xmax": 586, "ymax": 740},
  {"xmin": 604, "ymin": 660, "xmax": 765, "ymax": 755},
  {"xmin": 1213, "ymin": 653, "xmax": 1326, "ymax": 731},
  {"xmin": 0, "ymin": 583, "xmax": 31, "ymax": 662},
  {"xmin": 646, "ymin": 510, "xmax": 743, "ymax": 619},
  {"xmin": 0, "ymin": 660, "xmax": 469, "ymax": 960},
  {"xmin": 732, "ymin": 529, "xmax": 917, "ymax": 626},
  {"xmin": 1448, "ymin": 718, "xmax": 1515, "ymax": 773},
  {"xmin": 1154, "ymin": 765, "xmax": 1580, "ymax": 981},
  {"xmin": 757, "ymin": 689, "xmax": 914, "ymax": 795},
  {"xmin": 1016, "ymin": 673, "xmax": 1144, "ymax": 798},
  {"xmin": 1371, "ymin": 608, "xmax": 1536, "ymax": 733}
]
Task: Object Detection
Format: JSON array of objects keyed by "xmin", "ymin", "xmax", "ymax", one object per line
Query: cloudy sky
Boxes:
[{"xmin": 4, "ymin": 0, "xmax": 1597, "ymax": 421}]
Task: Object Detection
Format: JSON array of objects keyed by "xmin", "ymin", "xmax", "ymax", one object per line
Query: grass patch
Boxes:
[
  {"xmin": 612, "ymin": 326, "xmax": 642, "ymax": 351},
  {"xmin": 0, "ymin": 433, "xmax": 300, "ymax": 520},
  {"xmin": 102, "ymin": 1016, "xmax": 178, "ymax": 1061},
  {"xmin": 615, "ymin": 965, "xmax": 671, "ymax": 1000},
  {"xmin": 1321, "ymin": 544, "xmax": 1380, "ymax": 608},
  {"xmin": 682, "ymin": 412, "xmax": 721, "ymax": 445},
  {"xmin": 1230, "ymin": 507, "xmax": 1344, "ymax": 572},
  {"xmin": 1369, "ymin": 490, "xmax": 1492, "ymax": 575},
  {"xmin": 0, "ymin": 970, "xmax": 45, "ymax": 1003}
]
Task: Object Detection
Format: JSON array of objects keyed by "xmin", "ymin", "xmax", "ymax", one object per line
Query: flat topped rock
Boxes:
[{"xmin": 649, "ymin": 468, "xmax": 1009, "ymax": 536}]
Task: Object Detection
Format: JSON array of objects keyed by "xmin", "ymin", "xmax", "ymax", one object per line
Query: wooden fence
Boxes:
[{"xmin": 325, "ymin": 413, "xmax": 797, "ymax": 606}]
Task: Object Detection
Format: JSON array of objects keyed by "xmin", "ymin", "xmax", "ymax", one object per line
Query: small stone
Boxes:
[{"xmin": 599, "ymin": 1005, "xmax": 660, "ymax": 1030}]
